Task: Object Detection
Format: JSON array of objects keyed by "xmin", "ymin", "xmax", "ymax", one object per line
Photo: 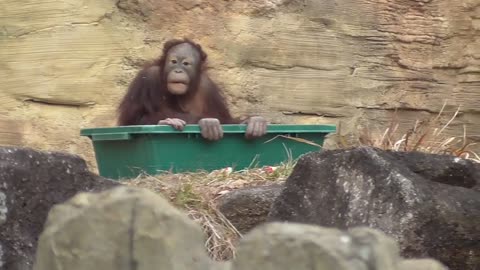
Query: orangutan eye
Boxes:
[
  {"xmin": 183, "ymin": 61, "xmax": 190, "ymax": 66},
  {"xmin": 171, "ymin": 59, "xmax": 177, "ymax": 64}
]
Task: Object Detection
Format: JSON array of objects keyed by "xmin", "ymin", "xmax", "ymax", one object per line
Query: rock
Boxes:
[
  {"xmin": 33, "ymin": 186, "xmax": 214, "ymax": 270},
  {"xmin": 268, "ymin": 147, "xmax": 480, "ymax": 270},
  {"xmin": 347, "ymin": 227, "xmax": 400, "ymax": 269},
  {"xmin": 216, "ymin": 184, "xmax": 284, "ymax": 234},
  {"xmin": 0, "ymin": 146, "xmax": 118, "ymax": 270},
  {"xmin": 387, "ymin": 151, "xmax": 480, "ymax": 191},
  {"xmin": 398, "ymin": 259, "xmax": 448, "ymax": 270},
  {"xmin": 231, "ymin": 222, "xmax": 426, "ymax": 270}
]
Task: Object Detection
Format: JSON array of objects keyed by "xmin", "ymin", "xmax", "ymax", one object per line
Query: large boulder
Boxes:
[
  {"xmin": 216, "ymin": 184, "xmax": 284, "ymax": 234},
  {"xmin": 268, "ymin": 147, "xmax": 480, "ymax": 270},
  {"xmin": 33, "ymin": 186, "xmax": 214, "ymax": 270},
  {"xmin": 232, "ymin": 223, "xmax": 447, "ymax": 270},
  {"xmin": 0, "ymin": 146, "xmax": 119, "ymax": 270}
]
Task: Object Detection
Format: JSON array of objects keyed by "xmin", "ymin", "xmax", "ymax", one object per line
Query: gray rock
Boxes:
[
  {"xmin": 217, "ymin": 184, "xmax": 284, "ymax": 234},
  {"xmin": 231, "ymin": 223, "xmax": 402, "ymax": 270},
  {"xmin": 0, "ymin": 191, "xmax": 7, "ymax": 225},
  {"xmin": 398, "ymin": 259, "xmax": 448, "ymax": 270},
  {"xmin": 33, "ymin": 186, "xmax": 214, "ymax": 270},
  {"xmin": 268, "ymin": 147, "xmax": 480, "ymax": 270},
  {"xmin": 348, "ymin": 227, "xmax": 400, "ymax": 270},
  {"xmin": 0, "ymin": 146, "xmax": 118, "ymax": 270},
  {"xmin": 387, "ymin": 151, "xmax": 480, "ymax": 191}
]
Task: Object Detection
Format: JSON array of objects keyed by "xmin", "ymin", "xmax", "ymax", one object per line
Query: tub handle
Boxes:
[{"xmin": 91, "ymin": 133, "xmax": 132, "ymax": 141}]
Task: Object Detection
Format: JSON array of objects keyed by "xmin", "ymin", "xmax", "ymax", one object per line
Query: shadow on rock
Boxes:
[
  {"xmin": 216, "ymin": 183, "xmax": 284, "ymax": 234},
  {"xmin": 0, "ymin": 146, "xmax": 119, "ymax": 270}
]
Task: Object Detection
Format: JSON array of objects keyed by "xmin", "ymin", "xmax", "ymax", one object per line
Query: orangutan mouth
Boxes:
[
  {"xmin": 169, "ymin": 82, "xmax": 187, "ymax": 87},
  {"xmin": 168, "ymin": 81, "xmax": 189, "ymax": 94}
]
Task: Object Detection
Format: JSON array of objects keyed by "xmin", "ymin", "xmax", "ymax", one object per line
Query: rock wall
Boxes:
[{"xmin": 1, "ymin": 0, "xmax": 479, "ymax": 171}]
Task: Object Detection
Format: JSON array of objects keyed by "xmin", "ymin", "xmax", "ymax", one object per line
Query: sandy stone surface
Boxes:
[{"xmin": 1, "ymin": 0, "xmax": 479, "ymax": 171}]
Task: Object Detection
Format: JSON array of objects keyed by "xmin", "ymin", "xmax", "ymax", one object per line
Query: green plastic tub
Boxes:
[{"xmin": 80, "ymin": 124, "xmax": 336, "ymax": 180}]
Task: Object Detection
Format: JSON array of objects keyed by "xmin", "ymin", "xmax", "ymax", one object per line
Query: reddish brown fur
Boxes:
[{"xmin": 117, "ymin": 38, "xmax": 243, "ymax": 126}]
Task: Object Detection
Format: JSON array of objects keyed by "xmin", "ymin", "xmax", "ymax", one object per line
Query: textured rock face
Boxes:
[
  {"xmin": 388, "ymin": 150, "xmax": 480, "ymax": 191},
  {"xmin": 398, "ymin": 259, "xmax": 448, "ymax": 270},
  {"xmin": 34, "ymin": 185, "xmax": 448, "ymax": 270},
  {"xmin": 0, "ymin": 146, "xmax": 118, "ymax": 270},
  {"xmin": 268, "ymin": 147, "xmax": 480, "ymax": 270},
  {"xmin": 1, "ymin": 0, "xmax": 479, "ymax": 170},
  {"xmin": 232, "ymin": 223, "xmax": 401, "ymax": 270},
  {"xmin": 34, "ymin": 186, "xmax": 214, "ymax": 270},
  {"xmin": 217, "ymin": 184, "xmax": 284, "ymax": 234}
]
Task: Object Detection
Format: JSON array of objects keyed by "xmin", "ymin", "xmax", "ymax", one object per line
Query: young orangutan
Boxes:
[{"xmin": 117, "ymin": 38, "xmax": 267, "ymax": 141}]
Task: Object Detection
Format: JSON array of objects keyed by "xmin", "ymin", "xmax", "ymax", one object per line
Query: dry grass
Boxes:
[
  {"xmin": 336, "ymin": 102, "xmax": 480, "ymax": 163},
  {"xmin": 123, "ymin": 159, "xmax": 295, "ymax": 261}
]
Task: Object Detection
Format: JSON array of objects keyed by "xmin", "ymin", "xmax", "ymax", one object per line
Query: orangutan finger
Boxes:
[
  {"xmin": 174, "ymin": 119, "xmax": 185, "ymax": 130},
  {"xmin": 255, "ymin": 120, "xmax": 267, "ymax": 137},
  {"xmin": 200, "ymin": 119, "xmax": 213, "ymax": 140},
  {"xmin": 158, "ymin": 118, "xmax": 170, "ymax": 125},
  {"xmin": 200, "ymin": 122, "xmax": 210, "ymax": 140},
  {"xmin": 213, "ymin": 122, "xmax": 223, "ymax": 140},
  {"xmin": 246, "ymin": 121, "xmax": 255, "ymax": 138},
  {"xmin": 253, "ymin": 121, "xmax": 262, "ymax": 137}
]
